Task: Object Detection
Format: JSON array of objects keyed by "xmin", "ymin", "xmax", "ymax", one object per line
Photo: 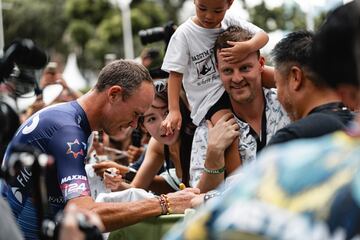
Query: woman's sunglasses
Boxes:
[{"xmin": 154, "ymin": 79, "xmax": 167, "ymax": 93}]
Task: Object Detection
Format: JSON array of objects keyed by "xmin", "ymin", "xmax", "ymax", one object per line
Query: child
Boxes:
[{"xmin": 161, "ymin": 0, "xmax": 269, "ymax": 174}]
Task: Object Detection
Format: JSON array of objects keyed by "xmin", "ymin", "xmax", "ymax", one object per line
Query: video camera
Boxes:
[
  {"xmin": 0, "ymin": 39, "xmax": 48, "ymax": 164},
  {"xmin": 138, "ymin": 21, "xmax": 176, "ymax": 48},
  {"xmin": 138, "ymin": 22, "xmax": 176, "ymax": 79},
  {"xmin": 0, "ymin": 146, "xmax": 103, "ymax": 240},
  {"xmin": 0, "ymin": 39, "xmax": 48, "ymax": 96}
]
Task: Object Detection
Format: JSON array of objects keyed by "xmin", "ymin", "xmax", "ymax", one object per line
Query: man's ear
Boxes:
[
  {"xmin": 289, "ymin": 66, "xmax": 303, "ymax": 91},
  {"xmin": 107, "ymin": 85, "xmax": 123, "ymax": 103},
  {"xmin": 259, "ymin": 56, "xmax": 265, "ymax": 72}
]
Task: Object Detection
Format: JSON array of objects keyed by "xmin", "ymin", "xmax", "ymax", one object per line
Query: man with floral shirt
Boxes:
[{"xmin": 189, "ymin": 26, "xmax": 290, "ymax": 192}]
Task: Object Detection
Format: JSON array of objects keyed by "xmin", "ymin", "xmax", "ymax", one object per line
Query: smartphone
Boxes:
[
  {"xmin": 123, "ymin": 168, "xmax": 137, "ymax": 182},
  {"xmin": 105, "ymin": 168, "xmax": 118, "ymax": 177}
]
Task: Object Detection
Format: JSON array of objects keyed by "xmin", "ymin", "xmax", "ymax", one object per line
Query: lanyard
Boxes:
[{"xmin": 248, "ymin": 106, "xmax": 267, "ymax": 152}]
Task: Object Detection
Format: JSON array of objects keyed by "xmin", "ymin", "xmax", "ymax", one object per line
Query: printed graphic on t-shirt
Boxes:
[{"xmin": 195, "ymin": 56, "xmax": 216, "ymax": 78}]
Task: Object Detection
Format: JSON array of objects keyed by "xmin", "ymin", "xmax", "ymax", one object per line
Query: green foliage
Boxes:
[
  {"xmin": 64, "ymin": 0, "xmax": 112, "ymax": 25},
  {"xmin": 247, "ymin": 0, "xmax": 328, "ymax": 33},
  {"xmin": 131, "ymin": 1, "xmax": 168, "ymax": 31},
  {"xmin": 3, "ymin": 0, "xmax": 183, "ymax": 71},
  {"xmin": 3, "ymin": 0, "xmax": 68, "ymax": 53},
  {"xmin": 66, "ymin": 20, "xmax": 94, "ymax": 48},
  {"xmin": 314, "ymin": 11, "xmax": 327, "ymax": 30},
  {"xmin": 96, "ymin": 14, "xmax": 122, "ymax": 43},
  {"xmin": 248, "ymin": 1, "xmax": 306, "ymax": 32},
  {"xmin": 63, "ymin": 0, "xmax": 175, "ymax": 69}
]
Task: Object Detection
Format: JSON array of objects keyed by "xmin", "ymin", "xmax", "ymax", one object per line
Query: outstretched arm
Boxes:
[{"xmin": 67, "ymin": 188, "xmax": 199, "ymax": 232}]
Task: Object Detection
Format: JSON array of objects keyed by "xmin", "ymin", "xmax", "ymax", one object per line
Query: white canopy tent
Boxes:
[{"xmin": 62, "ymin": 53, "xmax": 88, "ymax": 91}]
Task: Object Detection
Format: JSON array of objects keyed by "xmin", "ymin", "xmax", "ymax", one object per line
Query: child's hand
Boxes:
[
  {"xmin": 161, "ymin": 110, "xmax": 182, "ymax": 136},
  {"xmin": 219, "ymin": 41, "xmax": 250, "ymax": 64}
]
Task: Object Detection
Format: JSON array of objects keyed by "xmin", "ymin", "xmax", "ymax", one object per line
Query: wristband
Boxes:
[
  {"xmin": 157, "ymin": 194, "xmax": 172, "ymax": 215},
  {"xmin": 156, "ymin": 196, "xmax": 168, "ymax": 215},
  {"xmin": 203, "ymin": 166, "xmax": 225, "ymax": 174}
]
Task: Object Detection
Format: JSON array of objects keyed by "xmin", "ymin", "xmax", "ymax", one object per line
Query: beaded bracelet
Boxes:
[
  {"xmin": 161, "ymin": 194, "xmax": 172, "ymax": 215},
  {"xmin": 157, "ymin": 196, "xmax": 167, "ymax": 215},
  {"xmin": 203, "ymin": 165, "xmax": 225, "ymax": 174},
  {"xmin": 157, "ymin": 194, "xmax": 172, "ymax": 215}
]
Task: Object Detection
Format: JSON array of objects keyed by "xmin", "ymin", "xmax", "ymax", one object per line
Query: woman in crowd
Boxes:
[{"xmin": 93, "ymin": 80, "xmax": 196, "ymax": 194}]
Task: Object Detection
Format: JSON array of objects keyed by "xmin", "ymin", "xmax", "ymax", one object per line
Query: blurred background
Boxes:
[{"xmin": 0, "ymin": 0, "xmax": 348, "ymax": 91}]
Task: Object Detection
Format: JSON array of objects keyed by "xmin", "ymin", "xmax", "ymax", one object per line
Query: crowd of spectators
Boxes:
[{"xmin": 0, "ymin": 0, "xmax": 359, "ymax": 239}]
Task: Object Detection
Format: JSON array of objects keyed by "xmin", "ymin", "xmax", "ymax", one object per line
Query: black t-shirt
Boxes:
[{"xmin": 268, "ymin": 102, "xmax": 353, "ymax": 146}]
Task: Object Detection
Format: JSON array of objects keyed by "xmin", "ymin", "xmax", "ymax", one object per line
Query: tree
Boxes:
[
  {"xmin": 2, "ymin": 0, "xmax": 189, "ymax": 72},
  {"xmin": 63, "ymin": 0, "xmax": 179, "ymax": 69},
  {"xmin": 247, "ymin": 0, "xmax": 327, "ymax": 32},
  {"xmin": 3, "ymin": 0, "xmax": 68, "ymax": 55},
  {"xmin": 248, "ymin": 1, "xmax": 306, "ymax": 32}
]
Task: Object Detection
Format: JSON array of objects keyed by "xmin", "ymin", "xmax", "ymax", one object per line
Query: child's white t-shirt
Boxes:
[{"xmin": 162, "ymin": 12, "xmax": 263, "ymax": 125}]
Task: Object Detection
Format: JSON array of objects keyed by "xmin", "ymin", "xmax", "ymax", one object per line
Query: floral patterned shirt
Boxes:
[{"xmin": 189, "ymin": 88, "xmax": 290, "ymax": 187}]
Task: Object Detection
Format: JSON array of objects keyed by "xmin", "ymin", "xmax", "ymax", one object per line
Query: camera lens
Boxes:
[{"xmin": 138, "ymin": 27, "xmax": 165, "ymax": 45}]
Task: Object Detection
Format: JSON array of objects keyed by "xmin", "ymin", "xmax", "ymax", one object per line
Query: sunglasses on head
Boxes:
[{"xmin": 154, "ymin": 79, "xmax": 167, "ymax": 93}]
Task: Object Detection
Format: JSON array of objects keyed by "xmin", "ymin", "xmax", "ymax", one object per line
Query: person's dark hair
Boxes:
[
  {"xmin": 214, "ymin": 26, "xmax": 258, "ymax": 63},
  {"xmin": 312, "ymin": 1, "xmax": 360, "ymax": 89},
  {"xmin": 271, "ymin": 30, "xmax": 321, "ymax": 86},
  {"xmin": 95, "ymin": 59, "xmax": 153, "ymax": 99},
  {"xmin": 139, "ymin": 80, "xmax": 195, "ymax": 186}
]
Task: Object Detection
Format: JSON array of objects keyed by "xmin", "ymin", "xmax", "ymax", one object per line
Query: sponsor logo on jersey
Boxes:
[
  {"xmin": 60, "ymin": 176, "xmax": 90, "ymax": 199},
  {"xmin": 66, "ymin": 139, "xmax": 85, "ymax": 158},
  {"xmin": 61, "ymin": 175, "xmax": 87, "ymax": 184},
  {"xmin": 22, "ymin": 114, "xmax": 40, "ymax": 134},
  {"xmin": 16, "ymin": 167, "xmax": 32, "ymax": 188}
]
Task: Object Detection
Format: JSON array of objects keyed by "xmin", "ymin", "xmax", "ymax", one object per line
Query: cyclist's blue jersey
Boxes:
[{"xmin": 1, "ymin": 101, "xmax": 92, "ymax": 239}]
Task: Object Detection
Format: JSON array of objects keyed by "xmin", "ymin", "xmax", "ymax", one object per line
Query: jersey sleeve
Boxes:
[
  {"xmin": 47, "ymin": 125, "xmax": 91, "ymax": 202},
  {"xmin": 161, "ymin": 25, "xmax": 190, "ymax": 74}
]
